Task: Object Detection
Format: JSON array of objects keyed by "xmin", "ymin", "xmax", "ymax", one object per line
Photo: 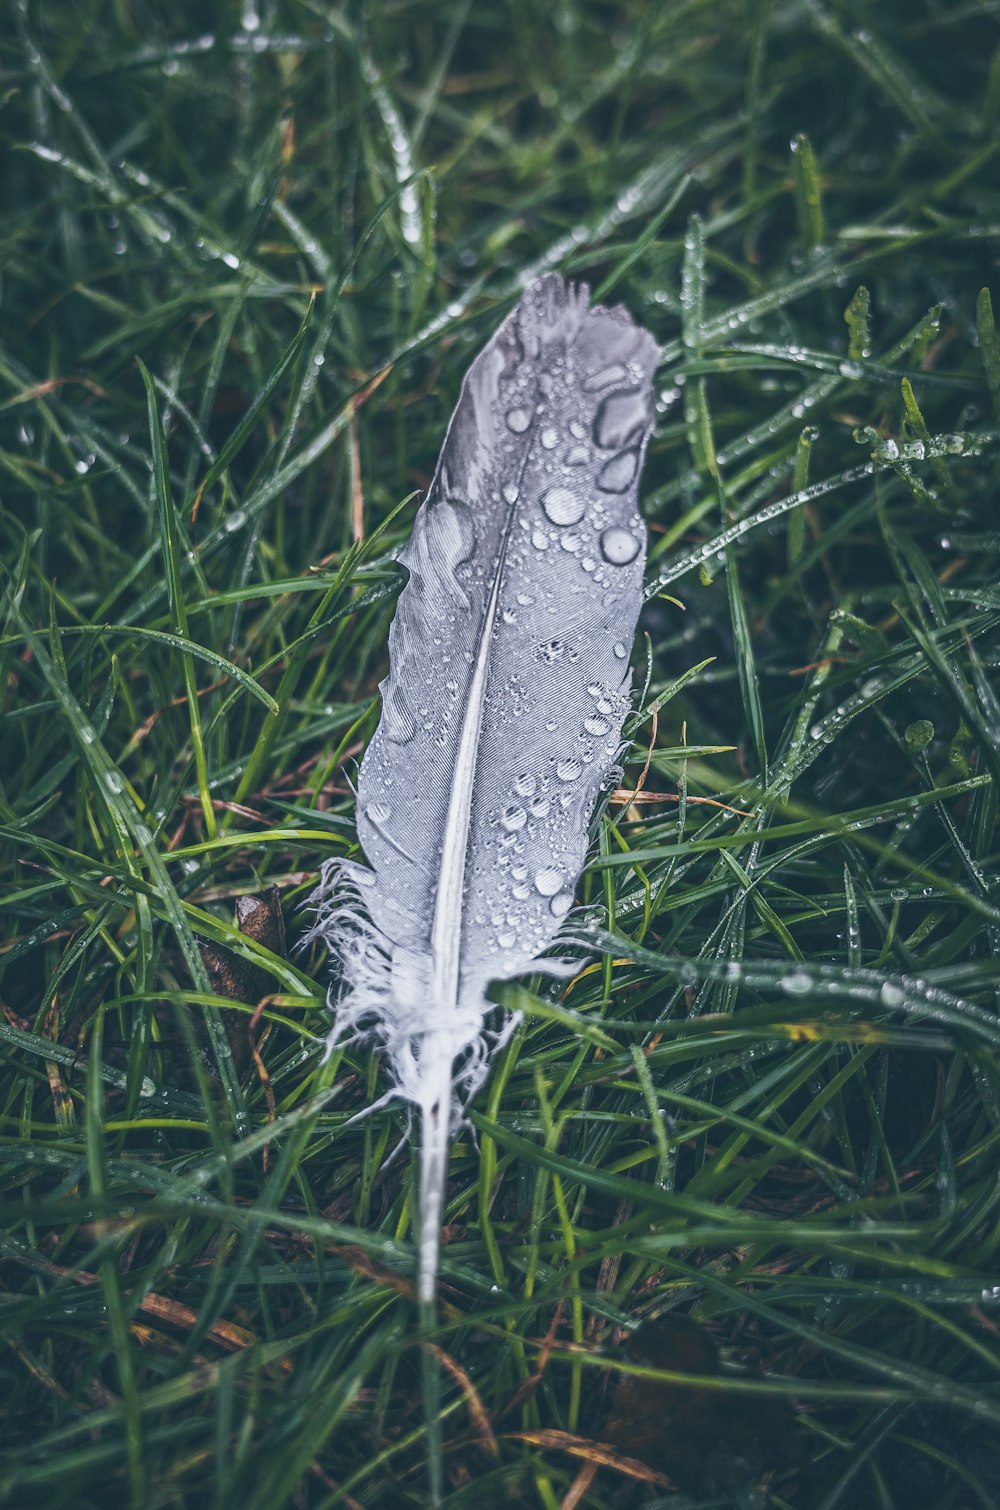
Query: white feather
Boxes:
[{"xmin": 309, "ymin": 274, "xmax": 659, "ymax": 1303}]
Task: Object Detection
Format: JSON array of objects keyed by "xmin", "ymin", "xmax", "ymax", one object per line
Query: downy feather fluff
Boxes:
[{"xmin": 310, "ymin": 274, "xmax": 658, "ymax": 1303}]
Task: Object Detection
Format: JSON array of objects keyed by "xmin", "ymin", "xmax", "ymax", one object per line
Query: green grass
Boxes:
[{"xmin": 3, "ymin": 1, "xmax": 1000, "ymax": 1505}]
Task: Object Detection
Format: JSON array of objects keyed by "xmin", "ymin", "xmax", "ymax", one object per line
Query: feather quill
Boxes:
[{"xmin": 310, "ymin": 274, "xmax": 658, "ymax": 1304}]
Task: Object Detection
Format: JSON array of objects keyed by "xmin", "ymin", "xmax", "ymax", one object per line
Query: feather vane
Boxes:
[{"xmin": 311, "ymin": 274, "xmax": 658, "ymax": 1301}]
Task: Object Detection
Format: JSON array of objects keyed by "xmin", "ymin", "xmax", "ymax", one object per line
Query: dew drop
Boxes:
[
  {"xmin": 540, "ymin": 426, "xmax": 559, "ymax": 449},
  {"xmin": 880, "ymin": 981, "xmax": 905, "ymax": 1007},
  {"xmin": 613, "ymin": 641, "xmax": 628, "ymax": 659},
  {"xmin": 594, "ymin": 388, "xmax": 651, "ymax": 448},
  {"xmin": 530, "ymin": 795, "xmax": 550, "ymax": 818},
  {"xmin": 597, "ymin": 450, "xmax": 639, "ymax": 493},
  {"xmin": 502, "ymin": 483, "xmax": 519, "ymax": 503},
  {"xmin": 512, "ymin": 882, "xmax": 531, "ymax": 900},
  {"xmin": 497, "ymin": 930, "xmax": 516, "ymax": 948},
  {"xmin": 535, "ymin": 866, "xmax": 564, "ymax": 896},
  {"xmin": 560, "ymin": 533, "xmax": 582, "ymax": 553},
  {"xmin": 564, "ymin": 444, "xmax": 589, "ymax": 466},
  {"xmin": 498, "ymin": 803, "xmax": 528, "ymax": 839},
  {"xmin": 550, "ymin": 891, "xmax": 573, "ymax": 918},
  {"xmin": 584, "ymin": 362, "xmax": 628, "ymax": 392},
  {"xmin": 516, "ymin": 591, "xmax": 535, "ymax": 606},
  {"xmin": 366, "ymin": 802, "xmax": 391, "ymax": 825},
  {"xmin": 514, "ymin": 773, "xmax": 537, "ymax": 798},
  {"xmin": 581, "ymin": 557, "xmax": 596, "ymax": 572},
  {"xmin": 541, "ymin": 486, "xmax": 586, "ymax": 526},
  {"xmin": 781, "ymin": 969, "xmax": 811, "ymax": 997},
  {"xmin": 501, "ymin": 805, "xmax": 527, "ymax": 832},
  {"xmin": 600, "ymin": 526, "xmax": 640, "ymax": 564},
  {"xmin": 532, "ymin": 529, "xmax": 549, "ymax": 550},
  {"xmin": 502, "ymin": 607, "xmax": 517, "ymax": 624},
  {"xmin": 556, "ymin": 757, "xmax": 582, "ymax": 781},
  {"xmin": 538, "ymin": 638, "xmax": 565, "ymax": 663},
  {"xmin": 585, "ymin": 714, "xmax": 611, "ymax": 736},
  {"xmin": 506, "ymin": 407, "xmax": 530, "ymax": 433},
  {"xmin": 569, "ymin": 420, "xmax": 586, "ymax": 439}
]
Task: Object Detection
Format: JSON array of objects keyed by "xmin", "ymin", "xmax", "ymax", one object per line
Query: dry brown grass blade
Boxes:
[
  {"xmin": 560, "ymin": 1462, "xmax": 598, "ymax": 1510},
  {"xmin": 507, "ymin": 1429, "xmax": 672, "ymax": 1487},
  {"xmin": 428, "ymin": 1344, "xmax": 500, "ymax": 1458},
  {"xmin": 2, "ymin": 1248, "xmax": 288, "ymax": 1364},
  {"xmin": 499, "ymin": 1302, "xmax": 565, "ymax": 1419},
  {"xmin": 609, "ymin": 787, "xmax": 752, "ymax": 817}
]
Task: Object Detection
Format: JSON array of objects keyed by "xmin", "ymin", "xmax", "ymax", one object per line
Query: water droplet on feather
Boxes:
[
  {"xmin": 542, "ymin": 486, "xmax": 586, "ymax": 526},
  {"xmin": 600, "ymin": 526, "xmax": 640, "ymax": 564},
  {"xmin": 597, "ymin": 450, "xmax": 639, "ymax": 492},
  {"xmin": 535, "ymin": 866, "xmax": 564, "ymax": 896},
  {"xmin": 506, "ymin": 407, "xmax": 530, "ymax": 433},
  {"xmin": 584, "ymin": 363, "xmax": 628, "ymax": 392},
  {"xmin": 585, "ymin": 714, "xmax": 611, "ymax": 735},
  {"xmin": 594, "ymin": 388, "xmax": 651, "ymax": 448}
]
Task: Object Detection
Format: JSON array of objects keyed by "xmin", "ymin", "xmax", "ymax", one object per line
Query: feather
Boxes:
[{"xmin": 310, "ymin": 273, "xmax": 658, "ymax": 1304}]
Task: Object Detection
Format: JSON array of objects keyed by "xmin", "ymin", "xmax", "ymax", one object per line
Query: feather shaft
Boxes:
[
  {"xmin": 417, "ymin": 1043, "xmax": 455, "ymax": 1305},
  {"xmin": 429, "ymin": 500, "xmax": 516, "ymax": 1018}
]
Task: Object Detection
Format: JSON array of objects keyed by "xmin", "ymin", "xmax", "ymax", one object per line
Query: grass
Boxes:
[{"xmin": 2, "ymin": 0, "xmax": 1000, "ymax": 1505}]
